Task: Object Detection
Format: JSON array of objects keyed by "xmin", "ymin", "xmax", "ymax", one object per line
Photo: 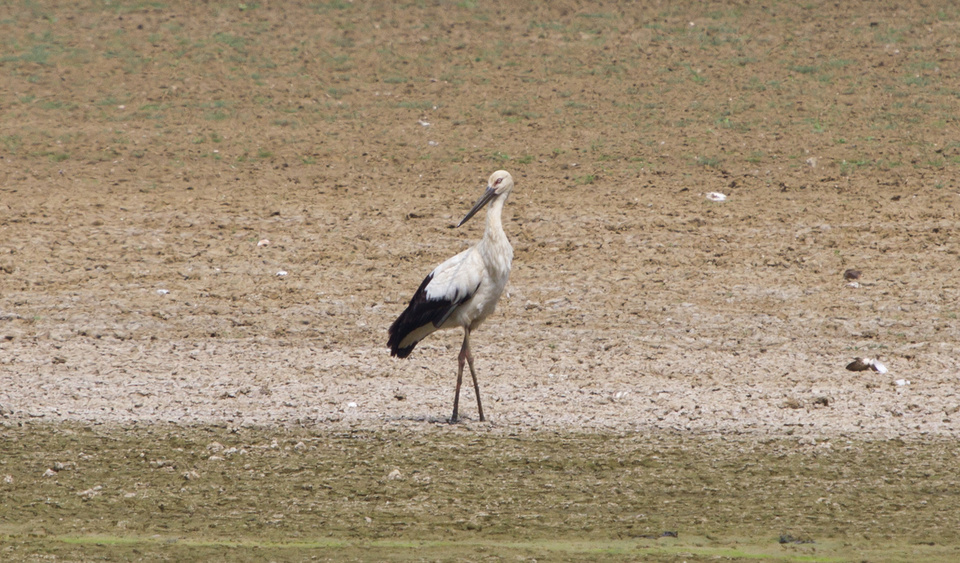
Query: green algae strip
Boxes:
[
  {"xmin": 2, "ymin": 423, "xmax": 959, "ymax": 561},
  {"xmin": 12, "ymin": 533, "xmax": 958, "ymax": 562},
  {"xmin": 12, "ymin": 533, "xmax": 848, "ymax": 561}
]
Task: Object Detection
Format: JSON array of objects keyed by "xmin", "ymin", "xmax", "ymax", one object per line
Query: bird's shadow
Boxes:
[{"xmin": 381, "ymin": 414, "xmax": 487, "ymax": 426}]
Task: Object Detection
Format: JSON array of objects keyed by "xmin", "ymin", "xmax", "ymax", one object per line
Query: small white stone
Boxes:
[
  {"xmin": 156, "ymin": 289, "xmax": 170, "ymax": 295},
  {"xmin": 347, "ymin": 402, "xmax": 358, "ymax": 409},
  {"xmin": 77, "ymin": 485, "xmax": 102, "ymax": 498},
  {"xmin": 276, "ymin": 270, "xmax": 288, "ymax": 277},
  {"xmin": 257, "ymin": 239, "xmax": 270, "ymax": 247},
  {"xmin": 895, "ymin": 379, "xmax": 909, "ymax": 386},
  {"xmin": 706, "ymin": 192, "xmax": 727, "ymax": 202},
  {"xmin": 43, "ymin": 468, "xmax": 57, "ymax": 477}
]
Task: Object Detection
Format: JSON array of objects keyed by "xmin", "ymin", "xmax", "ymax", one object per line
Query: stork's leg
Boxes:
[
  {"xmin": 463, "ymin": 333, "xmax": 485, "ymax": 422},
  {"xmin": 451, "ymin": 330, "xmax": 469, "ymax": 423}
]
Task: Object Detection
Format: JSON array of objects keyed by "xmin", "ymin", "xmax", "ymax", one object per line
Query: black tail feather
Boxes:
[{"xmin": 387, "ymin": 315, "xmax": 418, "ymax": 358}]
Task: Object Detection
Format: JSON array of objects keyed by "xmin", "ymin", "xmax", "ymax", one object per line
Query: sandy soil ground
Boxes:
[{"xmin": 1, "ymin": 0, "xmax": 959, "ymax": 440}]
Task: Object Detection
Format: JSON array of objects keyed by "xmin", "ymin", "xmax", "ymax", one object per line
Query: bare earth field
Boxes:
[{"xmin": 1, "ymin": 1, "xmax": 959, "ymax": 560}]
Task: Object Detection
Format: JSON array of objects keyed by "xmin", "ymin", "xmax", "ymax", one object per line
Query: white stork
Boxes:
[{"xmin": 388, "ymin": 170, "xmax": 516, "ymax": 423}]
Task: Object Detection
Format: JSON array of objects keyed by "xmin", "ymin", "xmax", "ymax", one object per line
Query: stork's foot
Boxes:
[{"xmin": 447, "ymin": 413, "xmax": 486, "ymax": 424}]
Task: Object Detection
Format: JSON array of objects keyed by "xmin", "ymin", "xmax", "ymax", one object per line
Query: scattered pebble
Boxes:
[
  {"xmin": 895, "ymin": 379, "xmax": 910, "ymax": 387},
  {"xmin": 843, "ymin": 269, "xmax": 862, "ymax": 280},
  {"xmin": 276, "ymin": 270, "xmax": 288, "ymax": 277},
  {"xmin": 156, "ymin": 289, "xmax": 170, "ymax": 295},
  {"xmin": 806, "ymin": 157, "xmax": 818, "ymax": 168},
  {"xmin": 846, "ymin": 282, "xmax": 860, "ymax": 289},
  {"xmin": 3, "ymin": 475, "xmax": 13, "ymax": 484},
  {"xmin": 418, "ymin": 120, "xmax": 430, "ymax": 127},
  {"xmin": 846, "ymin": 358, "xmax": 887, "ymax": 374},
  {"xmin": 43, "ymin": 469, "xmax": 57, "ymax": 477},
  {"xmin": 705, "ymin": 192, "xmax": 727, "ymax": 202},
  {"xmin": 347, "ymin": 402, "xmax": 358, "ymax": 409},
  {"xmin": 257, "ymin": 239, "xmax": 270, "ymax": 247},
  {"xmin": 387, "ymin": 469, "xmax": 403, "ymax": 480},
  {"xmin": 428, "ymin": 140, "xmax": 439, "ymax": 146}
]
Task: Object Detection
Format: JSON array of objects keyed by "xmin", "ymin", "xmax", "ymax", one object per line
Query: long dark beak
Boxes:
[{"xmin": 457, "ymin": 186, "xmax": 497, "ymax": 227}]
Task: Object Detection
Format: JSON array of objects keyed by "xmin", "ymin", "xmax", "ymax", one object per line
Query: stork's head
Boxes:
[{"xmin": 458, "ymin": 170, "xmax": 514, "ymax": 227}]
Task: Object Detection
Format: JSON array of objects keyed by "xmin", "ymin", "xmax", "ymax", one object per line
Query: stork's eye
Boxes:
[{"xmin": 494, "ymin": 178, "xmax": 503, "ymax": 186}]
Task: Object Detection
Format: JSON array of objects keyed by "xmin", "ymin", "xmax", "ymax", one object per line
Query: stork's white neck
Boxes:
[
  {"xmin": 482, "ymin": 194, "xmax": 509, "ymax": 243},
  {"xmin": 477, "ymin": 193, "xmax": 513, "ymax": 276}
]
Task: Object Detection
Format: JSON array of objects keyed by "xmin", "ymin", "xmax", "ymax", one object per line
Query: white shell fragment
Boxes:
[
  {"xmin": 418, "ymin": 120, "xmax": 431, "ymax": 127},
  {"xmin": 895, "ymin": 379, "xmax": 910, "ymax": 387},
  {"xmin": 156, "ymin": 289, "xmax": 170, "ymax": 295},
  {"xmin": 257, "ymin": 239, "xmax": 271, "ymax": 247},
  {"xmin": 845, "ymin": 358, "xmax": 888, "ymax": 374},
  {"xmin": 706, "ymin": 192, "xmax": 727, "ymax": 202},
  {"xmin": 347, "ymin": 402, "xmax": 358, "ymax": 409},
  {"xmin": 276, "ymin": 270, "xmax": 288, "ymax": 277}
]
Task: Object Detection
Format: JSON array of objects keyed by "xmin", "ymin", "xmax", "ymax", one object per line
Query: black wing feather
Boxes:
[{"xmin": 387, "ymin": 273, "xmax": 477, "ymax": 358}]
